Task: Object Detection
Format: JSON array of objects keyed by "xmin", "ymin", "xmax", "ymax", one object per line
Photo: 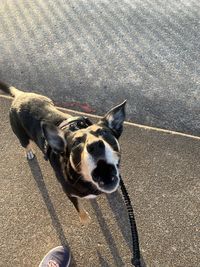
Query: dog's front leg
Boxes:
[
  {"xmin": 68, "ymin": 195, "xmax": 91, "ymax": 225},
  {"xmin": 25, "ymin": 143, "xmax": 35, "ymax": 160}
]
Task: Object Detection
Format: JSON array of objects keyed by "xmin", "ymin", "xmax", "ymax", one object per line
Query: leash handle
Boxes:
[{"xmin": 120, "ymin": 176, "xmax": 141, "ymax": 267}]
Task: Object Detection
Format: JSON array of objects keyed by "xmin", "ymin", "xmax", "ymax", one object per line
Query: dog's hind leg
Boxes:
[
  {"xmin": 9, "ymin": 112, "xmax": 35, "ymax": 160},
  {"xmin": 68, "ymin": 195, "xmax": 91, "ymax": 225}
]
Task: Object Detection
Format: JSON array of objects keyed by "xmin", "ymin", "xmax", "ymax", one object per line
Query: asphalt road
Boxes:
[
  {"xmin": 0, "ymin": 0, "xmax": 200, "ymax": 135},
  {"xmin": 0, "ymin": 96, "xmax": 199, "ymax": 267}
]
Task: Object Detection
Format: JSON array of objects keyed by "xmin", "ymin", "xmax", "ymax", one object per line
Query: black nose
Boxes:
[{"xmin": 87, "ymin": 140, "xmax": 105, "ymax": 157}]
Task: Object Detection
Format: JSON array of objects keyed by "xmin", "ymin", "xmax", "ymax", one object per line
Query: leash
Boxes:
[{"xmin": 120, "ymin": 176, "xmax": 142, "ymax": 267}]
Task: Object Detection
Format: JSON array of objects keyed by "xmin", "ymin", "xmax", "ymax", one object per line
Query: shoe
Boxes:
[{"xmin": 39, "ymin": 246, "xmax": 71, "ymax": 267}]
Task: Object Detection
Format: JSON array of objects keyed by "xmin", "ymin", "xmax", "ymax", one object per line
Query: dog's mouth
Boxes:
[{"xmin": 91, "ymin": 160, "xmax": 119, "ymax": 193}]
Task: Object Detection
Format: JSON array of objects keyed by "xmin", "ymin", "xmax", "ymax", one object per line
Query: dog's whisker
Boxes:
[
  {"xmin": 91, "ymin": 187, "xmax": 100, "ymax": 195},
  {"xmin": 75, "ymin": 161, "xmax": 81, "ymax": 169},
  {"xmin": 72, "ymin": 175, "xmax": 82, "ymax": 186},
  {"xmin": 114, "ymin": 151, "xmax": 121, "ymax": 156}
]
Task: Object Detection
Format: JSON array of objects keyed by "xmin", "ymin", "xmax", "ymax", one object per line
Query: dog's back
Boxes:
[
  {"xmin": 0, "ymin": 80, "xmax": 54, "ymax": 112},
  {"xmin": 0, "ymin": 80, "xmax": 71, "ymax": 122},
  {"xmin": 0, "ymin": 81, "xmax": 70, "ymax": 151}
]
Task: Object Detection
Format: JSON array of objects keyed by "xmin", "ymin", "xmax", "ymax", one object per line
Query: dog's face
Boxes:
[{"xmin": 42, "ymin": 101, "xmax": 126, "ymax": 193}]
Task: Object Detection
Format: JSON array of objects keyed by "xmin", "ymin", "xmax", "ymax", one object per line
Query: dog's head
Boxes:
[{"xmin": 42, "ymin": 101, "xmax": 126, "ymax": 193}]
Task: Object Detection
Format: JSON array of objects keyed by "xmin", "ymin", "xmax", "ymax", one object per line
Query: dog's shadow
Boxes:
[
  {"xmin": 91, "ymin": 198, "xmax": 126, "ymax": 266},
  {"xmin": 96, "ymin": 250, "xmax": 112, "ymax": 267},
  {"xmin": 28, "ymin": 156, "xmax": 146, "ymax": 267},
  {"xmin": 90, "ymin": 189, "xmax": 147, "ymax": 267},
  {"xmin": 28, "ymin": 156, "xmax": 77, "ymax": 267}
]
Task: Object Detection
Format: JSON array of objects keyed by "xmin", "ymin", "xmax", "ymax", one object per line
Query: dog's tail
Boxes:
[{"xmin": 0, "ymin": 81, "xmax": 22, "ymax": 97}]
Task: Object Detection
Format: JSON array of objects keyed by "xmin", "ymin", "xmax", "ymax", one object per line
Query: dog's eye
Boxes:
[
  {"xmin": 73, "ymin": 138, "xmax": 82, "ymax": 147},
  {"xmin": 99, "ymin": 129, "xmax": 108, "ymax": 137}
]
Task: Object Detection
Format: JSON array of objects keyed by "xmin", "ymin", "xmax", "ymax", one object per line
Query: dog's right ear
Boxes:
[
  {"xmin": 99, "ymin": 100, "xmax": 126, "ymax": 138},
  {"xmin": 41, "ymin": 122, "xmax": 66, "ymax": 153}
]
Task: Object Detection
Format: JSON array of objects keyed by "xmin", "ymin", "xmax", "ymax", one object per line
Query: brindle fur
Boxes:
[{"xmin": 0, "ymin": 81, "xmax": 126, "ymax": 224}]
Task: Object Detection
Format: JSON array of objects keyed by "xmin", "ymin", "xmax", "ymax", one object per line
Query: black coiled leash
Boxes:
[{"xmin": 120, "ymin": 176, "xmax": 141, "ymax": 267}]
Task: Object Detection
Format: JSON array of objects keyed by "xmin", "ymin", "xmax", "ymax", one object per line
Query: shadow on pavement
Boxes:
[
  {"xmin": 28, "ymin": 156, "xmax": 77, "ymax": 267},
  {"xmin": 91, "ymin": 199, "xmax": 125, "ymax": 267},
  {"xmin": 96, "ymin": 250, "xmax": 111, "ymax": 267},
  {"xmin": 106, "ymin": 190, "xmax": 132, "ymax": 250},
  {"xmin": 28, "ymin": 156, "xmax": 146, "ymax": 267},
  {"xmin": 106, "ymin": 190, "xmax": 147, "ymax": 267}
]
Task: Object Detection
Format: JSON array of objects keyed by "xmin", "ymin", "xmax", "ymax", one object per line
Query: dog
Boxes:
[{"xmin": 0, "ymin": 81, "xmax": 126, "ymax": 224}]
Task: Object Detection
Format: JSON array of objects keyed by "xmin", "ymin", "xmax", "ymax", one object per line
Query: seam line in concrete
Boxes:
[{"xmin": 1, "ymin": 93, "xmax": 200, "ymax": 141}]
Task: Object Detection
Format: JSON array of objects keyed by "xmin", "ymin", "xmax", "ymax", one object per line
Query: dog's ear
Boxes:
[
  {"xmin": 100, "ymin": 100, "xmax": 126, "ymax": 138},
  {"xmin": 41, "ymin": 122, "xmax": 66, "ymax": 153}
]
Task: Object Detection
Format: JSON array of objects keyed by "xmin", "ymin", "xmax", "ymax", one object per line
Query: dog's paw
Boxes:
[
  {"xmin": 26, "ymin": 150, "xmax": 35, "ymax": 160},
  {"xmin": 79, "ymin": 210, "xmax": 91, "ymax": 225},
  {"xmin": 25, "ymin": 144, "xmax": 35, "ymax": 160}
]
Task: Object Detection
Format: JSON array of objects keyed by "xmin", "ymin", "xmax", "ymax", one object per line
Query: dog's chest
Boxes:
[{"xmin": 68, "ymin": 177, "xmax": 101, "ymax": 198}]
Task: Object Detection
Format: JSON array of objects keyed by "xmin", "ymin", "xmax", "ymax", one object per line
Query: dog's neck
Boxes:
[{"xmin": 48, "ymin": 145, "xmax": 101, "ymax": 197}]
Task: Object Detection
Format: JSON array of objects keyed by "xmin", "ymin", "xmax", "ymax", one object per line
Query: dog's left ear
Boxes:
[
  {"xmin": 100, "ymin": 100, "xmax": 126, "ymax": 138},
  {"xmin": 41, "ymin": 122, "xmax": 66, "ymax": 153}
]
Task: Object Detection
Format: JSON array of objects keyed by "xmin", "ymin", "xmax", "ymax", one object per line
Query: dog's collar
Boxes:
[
  {"xmin": 43, "ymin": 116, "xmax": 93, "ymax": 160},
  {"xmin": 58, "ymin": 116, "xmax": 93, "ymax": 132}
]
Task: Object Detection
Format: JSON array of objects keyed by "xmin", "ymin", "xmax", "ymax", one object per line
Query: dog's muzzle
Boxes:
[{"xmin": 91, "ymin": 160, "xmax": 119, "ymax": 192}]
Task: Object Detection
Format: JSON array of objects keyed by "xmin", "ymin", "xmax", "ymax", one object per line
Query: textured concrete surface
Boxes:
[
  {"xmin": 0, "ymin": 96, "xmax": 199, "ymax": 267},
  {"xmin": 0, "ymin": 0, "xmax": 200, "ymax": 135}
]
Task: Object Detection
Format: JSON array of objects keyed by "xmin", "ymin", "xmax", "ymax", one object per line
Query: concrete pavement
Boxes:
[
  {"xmin": 0, "ymin": 96, "xmax": 199, "ymax": 267},
  {"xmin": 0, "ymin": 0, "xmax": 200, "ymax": 135}
]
